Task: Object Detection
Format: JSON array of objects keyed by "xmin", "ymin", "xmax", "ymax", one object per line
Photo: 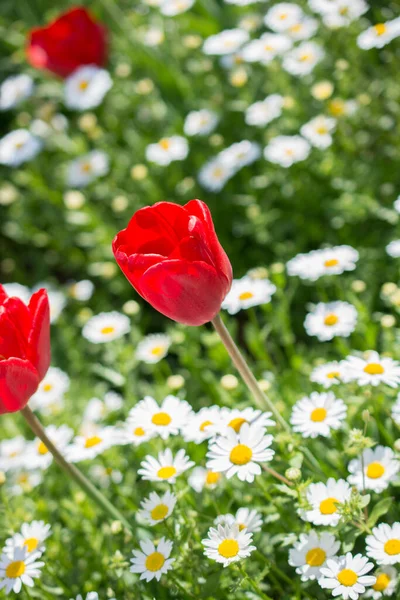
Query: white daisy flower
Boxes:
[
  {"xmin": 216, "ymin": 508, "xmax": 263, "ymax": 533},
  {"xmin": 365, "ymin": 566, "xmax": 398, "ymax": 598},
  {"xmin": 122, "ymin": 416, "xmax": 155, "ymax": 446},
  {"xmin": 245, "ymin": 94, "xmax": 284, "ymax": 127},
  {"xmin": 202, "ymin": 523, "xmax": 256, "ymax": 567},
  {"xmin": 386, "ymin": 240, "xmax": 400, "ymax": 258},
  {"xmin": 83, "ymin": 391, "xmax": 123, "ymax": 423},
  {"xmin": 300, "ymin": 115, "xmax": 337, "ymax": 149},
  {"xmin": 7, "ymin": 470, "xmax": 43, "ymax": 497},
  {"xmin": 160, "ymin": 0, "xmax": 195, "ymax": 16},
  {"xmin": 135, "ymin": 333, "xmax": 172, "ymax": 364},
  {"xmin": 82, "ymin": 311, "xmax": 130, "ymax": 343},
  {"xmin": 188, "ymin": 466, "xmax": 223, "ymax": 492},
  {"xmin": 67, "ymin": 427, "xmax": 118, "ymax": 462},
  {"xmin": 289, "ymin": 531, "xmax": 340, "ymax": 581},
  {"xmin": 29, "ymin": 367, "xmax": 70, "ymax": 413},
  {"xmin": 347, "ymin": 446, "xmax": 400, "ymax": 493},
  {"xmin": 367, "ymin": 523, "xmax": 400, "ymax": 565},
  {"xmin": 64, "ymin": 66, "xmax": 112, "ymax": 110},
  {"xmin": 222, "ymin": 275, "xmax": 276, "ymax": 315},
  {"xmin": 129, "ymin": 395, "xmax": 193, "ymax": 440},
  {"xmin": 264, "ymin": 135, "xmax": 310, "ymax": 167},
  {"xmin": 72, "ymin": 594, "xmax": 99, "ymax": 600},
  {"xmin": 304, "ymin": 301, "xmax": 358, "ymax": 341},
  {"xmin": 310, "ymin": 361, "xmax": 345, "ymax": 388},
  {"xmin": 392, "ymin": 394, "xmax": 400, "ymax": 425},
  {"xmin": 319, "ymin": 552, "xmax": 376, "ymax": 599},
  {"xmin": 0, "ymin": 437, "xmax": 28, "ymax": 472},
  {"xmin": 88, "ymin": 465, "xmax": 123, "ymax": 488},
  {"xmin": 219, "ymin": 140, "xmax": 261, "ymax": 170},
  {"xmin": 0, "ymin": 74, "xmax": 34, "ymax": 111},
  {"xmin": 287, "ymin": 245, "xmax": 359, "ymax": 281},
  {"xmin": 242, "ymin": 33, "xmax": 292, "ymax": 64},
  {"xmin": 139, "ymin": 490, "xmax": 177, "ymax": 525},
  {"xmin": 130, "ymin": 537, "xmax": 175, "ymax": 582},
  {"xmin": 182, "ymin": 406, "xmax": 223, "ymax": 444},
  {"xmin": 143, "ymin": 27, "xmax": 165, "ymax": 47},
  {"xmin": 67, "ymin": 151, "xmax": 109, "ymax": 188},
  {"xmin": 184, "ymin": 109, "xmax": 219, "ymax": 136},
  {"xmin": 340, "ymin": 352, "xmax": 400, "ymax": 388},
  {"xmin": 290, "ymin": 392, "xmax": 347, "ymax": 438},
  {"xmin": 198, "ymin": 158, "xmax": 234, "ymax": 191},
  {"xmin": 214, "ymin": 407, "xmax": 275, "ymax": 437},
  {"xmin": 393, "ymin": 196, "xmax": 400, "ymax": 213},
  {"xmin": 264, "ymin": 3, "xmax": 304, "ymax": 32},
  {"xmin": 146, "ymin": 136, "xmax": 188, "ymax": 166},
  {"xmin": 0, "ymin": 129, "xmax": 42, "ymax": 167},
  {"xmin": 206, "ymin": 422, "xmax": 274, "ymax": 483},
  {"xmin": 286, "ymin": 16, "xmax": 318, "ymax": 40},
  {"xmin": 26, "ymin": 425, "xmax": 73, "ymax": 470},
  {"xmin": 5, "ymin": 521, "xmax": 51, "ymax": 556},
  {"xmin": 0, "ymin": 547, "xmax": 44, "ymax": 594},
  {"xmin": 68, "ymin": 280, "xmax": 94, "ymax": 302},
  {"xmin": 203, "ymin": 29, "xmax": 249, "ymax": 55},
  {"xmin": 138, "ymin": 448, "xmax": 195, "ymax": 483},
  {"xmin": 357, "ymin": 18, "xmax": 400, "ymax": 50},
  {"xmin": 309, "ymin": 0, "xmax": 368, "ymax": 29},
  {"xmin": 1, "ymin": 283, "xmax": 31, "ymax": 303},
  {"xmin": 301, "ymin": 478, "xmax": 352, "ymax": 526},
  {"xmin": 283, "ymin": 41, "xmax": 324, "ymax": 76}
]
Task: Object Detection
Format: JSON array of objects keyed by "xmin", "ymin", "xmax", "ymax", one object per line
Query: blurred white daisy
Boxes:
[
  {"xmin": 215, "ymin": 508, "xmax": 263, "ymax": 533},
  {"xmin": 392, "ymin": 394, "xmax": 400, "ymax": 425},
  {"xmin": 245, "ymin": 94, "xmax": 284, "ymax": 127},
  {"xmin": 27, "ymin": 425, "xmax": 74, "ymax": 470},
  {"xmin": 310, "ymin": 361, "xmax": 345, "ymax": 388},
  {"xmin": 73, "ymin": 594, "xmax": 99, "ymax": 600},
  {"xmin": 82, "ymin": 311, "xmax": 130, "ymax": 343},
  {"xmin": 130, "ymin": 537, "xmax": 174, "ymax": 582},
  {"xmin": 2, "ymin": 283, "xmax": 30, "ymax": 303},
  {"xmin": 29, "ymin": 367, "xmax": 70, "ymax": 413},
  {"xmin": 287, "ymin": 245, "xmax": 359, "ymax": 281},
  {"xmin": 283, "ymin": 41, "xmax": 324, "ymax": 76},
  {"xmin": 357, "ymin": 18, "xmax": 400, "ymax": 50},
  {"xmin": 309, "ymin": 0, "xmax": 368, "ymax": 29},
  {"xmin": 289, "ymin": 531, "xmax": 340, "ymax": 581},
  {"xmin": 301, "ymin": 478, "xmax": 352, "ymax": 526},
  {"xmin": 386, "ymin": 240, "xmax": 400, "ymax": 258},
  {"xmin": 68, "ymin": 280, "xmax": 94, "ymax": 301},
  {"xmin": 139, "ymin": 490, "xmax": 177, "ymax": 525},
  {"xmin": 264, "ymin": 135, "xmax": 310, "ymax": 167},
  {"xmin": 365, "ymin": 566, "xmax": 398, "ymax": 598},
  {"xmin": 219, "ymin": 140, "xmax": 261, "ymax": 170},
  {"xmin": 0, "ymin": 437, "xmax": 28, "ymax": 472},
  {"xmin": 215, "ymin": 407, "xmax": 275, "ymax": 437},
  {"xmin": 67, "ymin": 426, "xmax": 118, "ymax": 462},
  {"xmin": 123, "ymin": 415, "xmax": 155, "ymax": 446},
  {"xmin": 5, "ymin": 521, "xmax": 51, "ymax": 556},
  {"xmin": 83, "ymin": 391, "xmax": 123, "ymax": 423},
  {"xmin": 206, "ymin": 422, "xmax": 274, "ymax": 483},
  {"xmin": 0, "ymin": 74, "xmax": 34, "ymax": 111},
  {"xmin": 182, "ymin": 406, "xmax": 223, "ymax": 444},
  {"xmin": 88, "ymin": 465, "xmax": 123, "ymax": 488},
  {"xmin": 198, "ymin": 159, "xmax": 234, "ymax": 191},
  {"xmin": 301, "ymin": 115, "xmax": 336, "ymax": 149},
  {"xmin": 0, "ymin": 547, "xmax": 44, "ymax": 594},
  {"xmin": 138, "ymin": 448, "xmax": 194, "ymax": 482},
  {"xmin": 0, "ymin": 129, "xmax": 42, "ymax": 167},
  {"xmin": 264, "ymin": 3, "xmax": 304, "ymax": 32},
  {"xmin": 286, "ymin": 16, "xmax": 318, "ymax": 40},
  {"xmin": 160, "ymin": 0, "xmax": 195, "ymax": 16},
  {"xmin": 304, "ymin": 301, "xmax": 357, "ymax": 341},
  {"xmin": 7, "ymin": 470, "xmax": 43, "ymax": 497},
  {"xmin": 203, "ymin": 29, "xmax": 249, "ymax": 55},
  {"xmin": 135, "ymin": 333, "xmax": 171, "ymax": 364},
  {"xmin": 202, "ymin": 523, "xmax": 256, "ymax": 567},
  {"xmin": 129, "ymin": 395, "xmax": 193, "ymax": 439},
  {"xmin": 319, "ymin": 552, "xmax": 376, "ymax": 600},
  {"xmin": 242, "ymin": 33, "xmax": 292, "ymax": 64},
  {"xmin": 347, "ymin": 446, "xmax": 400, "ymax": 493},
  {"xmin": 146, "ymin": 136, "xmax": 188, "ymax": 165},
  {"xmin": 222, "ymin": 275, "xmax": 276, "ymax": 314},
  {"xmin": 184, "ymin": 109, "xmax": 219, "ymax": 136},
  {"xmin": 290, "ymin": 391, "xmax": 347, "ymax": 438},
  {"xmin": 367, "ymin": 523, "xmax": 400, "ymax": 565},
  {"xmin": 340, "ymin": 352, "xmax": 400, "ymax": 388},
  {"xmin": 67, "ymin": 151, "xmax": 109, "ymax": 188},
  {"xmin": 64, "ymin": 66, "xmax": 112, "ymax": 110},
  {"xmin": 188, "ymin": 466, "xmax": 223, "ymax": 492},
  {"xmin": 143, "ymin": 27, "xmax": 165, "ymax": 47},
  {"xmin": 393, "ymin": 196, "xmax": 400, "ymax": 213}
]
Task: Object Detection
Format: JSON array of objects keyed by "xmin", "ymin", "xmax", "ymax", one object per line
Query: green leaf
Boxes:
[{"xmin": 367, "ymin": 497, "xmax": 393, "ymax": 528}]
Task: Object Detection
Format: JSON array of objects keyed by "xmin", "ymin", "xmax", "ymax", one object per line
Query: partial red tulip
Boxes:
[
  {"xmin": 0, "ymin": 286, "xmax": 51, "ymax": 414},
  {"xmin": 27, "ymin": 6, "xmax": 107, "ymax": 78},
  {"xmin": 113, "ymin": 200, "xmax": 233, "ymax": 326}
]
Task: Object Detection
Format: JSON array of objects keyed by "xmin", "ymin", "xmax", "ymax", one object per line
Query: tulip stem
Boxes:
[
  {"xmin": 211, "ymin": 314, "xmax": 290, "ymax": 432},
  {"xmin": 20, "ymin": 406, "xmax": 133, "ymax": 535}
]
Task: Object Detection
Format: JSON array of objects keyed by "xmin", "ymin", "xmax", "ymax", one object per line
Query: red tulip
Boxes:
[
  {"xmin": 0, "ymin": 286, "xmax": 50, "ymax": 415},
  {"xmin": 27, "ymin": 6, "xmax": 107, "ymax": 78},
  {"xmin": 113, "ymin": 200, "xmax": 233, "ymax": 326}
]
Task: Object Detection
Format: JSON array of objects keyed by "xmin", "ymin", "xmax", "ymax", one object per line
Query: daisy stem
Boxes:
[
  {"xmin": 211, "ymin": 314, "xmax": 290, "ymax": 432},
  {"xmin": 237, "ymin": 564, "xmax": 273, "ymax": 600},
  {"xmin": 20, "ymin": 406, "xmax": 134, "ymax": 535},
  {"xmin": 262, "ymin": 464, "xmax": 293, "ymax": 487}
]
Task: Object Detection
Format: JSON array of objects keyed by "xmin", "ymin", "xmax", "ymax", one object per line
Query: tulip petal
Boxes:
[
  {"xmin": 0, "ymin": 309, "xmax": 27, "ymax": 360},
  {"xmin": 0, "ymin": 285, "xmax": 8, "ymax": 304},
  {"xmin": 27, "ymin": 289, "xmax": 51, "ymax": 380},
  {"xmin": 139, "ymin": 259, "xmax": 228, "ymax": 326},
  {"xmin": 0, "ymin": 357, "xmax": 40, "ymax": 414},
  {"xmin": 3, "ymin": 297, "xmax": 31, "ymax": 339}
]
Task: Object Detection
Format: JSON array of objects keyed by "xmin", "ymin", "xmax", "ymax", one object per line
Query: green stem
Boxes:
[
  {"xmin": 238, "ymin": 564, "xmax": 273, "ymax": 600},
  {"xmin": 211, "ymin": 314, "xmax": 290, "ymax": 432},
  {"xmin": 20, "ymin": 406, "xmax": 133, "ymax": 535}
]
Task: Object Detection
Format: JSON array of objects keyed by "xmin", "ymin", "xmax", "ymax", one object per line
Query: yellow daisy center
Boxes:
[
  {"xmin": 373, "ymin": 573, "xmax": 391, "ymax": 592},
  {"xmin": 239, "ymin": 291, "xmax": 254, "ymax": 301},
  {"xmin": 42, "ymin": 383, "xmax": 53, "ymax": 392},
  {"xmin": 81, "ymin": 162, "xmax": 92, "ymax": 173},
  {"xmin": 206, "ymin": 471, "xmax": 221, "ymax": 485},
  {"xmin": 366, "ymin": 462, "xmax": 385, "ymax": 479},
  {"xmin": 38, "ymin": 441, "xmax": 49, "ymax": 455},
  {"xmin": 212, "ymin": 167, "xmax": 224, "ymax": 179},
  {"xmin": 229, "ymin": 444, "xmax": 253, "ymax": 465},
  {"xmin": 363, "ymin": 363, "xmax": 384, "ymax": 375},
  {"xmin": 279, "ymin": 12, "xmax": 288, "ymax": 20},
  {"xmin": 101, "ymin": 326, "xmax": 115, "ymax": 335},
  {"xmin": 339, "ymin": 6, "xmax": 349, "ymax": 15},
  {"xmin": 310, "ymin": 407, "xmax": 327, "ymax": 422},
  {"xmin": 319, "ymin": 497, "xmax": 339, "ymax": 515},
  {"xmin": 374, "ymin": 23, "xmax": 387, "ymax": 36},
  {"xmin": 306, "ymin": 547, "xmax": 326, "ymax": 567},
  {"xmin": 150, "ymin": 346, "xmax": 164, "ymax": 356},
  {"xmin": 157, "ymin": 466, "xmax": 177, "ymax": 479},
  {"xmin": 24, "ymin": 537, "xmax": 39, "ymax": 552},
  {"xmin": 84, "ymin": 436, "xmax": 103, "ymax": 448},
  {"xmin": 218, "ymin": 539, "xmax": 240, "ymax": 558},
  {"xmin": 316, "ymin": 126, "xmax": 328, "ymax": 135},
  {"xmin": 79, "ymin": 80, "xmax": 89, "ymax": 91},
  {"xmin": 327, "ymin": 371, "xmax": 340, "ymax": 379},
  {"xmin": 134, "ymin": 427, "xmax": 145, "ymax": 437},
  {"xmin": 228, "ymin": 417, "xmax": 247, "ymax": 433},
  {"xmin": 324, "ymin": 314, "xmax": 338, "ymax": 326},
  {"xmin": 200, "ymin": 420, "xmax": 213, "ymax": 432},
  {"xmin": 300, "ymin": 53, "xmax": 312, "ymax": 62},
  {"xmin": 152, "ymin": 412, "xmax": 172, "ymax": 426},
  {"xmin": 337, "ymin": 569, "xmax": 358, "ymax": 587},
  {"xmin": 384, "ymin": 539, "xmax": 400, "ymax": 556},
  {"xmin": 150, "ymin": 503, "xmax": 169, "ymax": 521},
  {"xmin": 290, "ymin": 23, "xmax": 302, "ymax": 32},
  {"xmin": 328, "ymin": 100, "xmax": 345, "ymax": 116},
  {"xmin": 5, "ymin": 561, "xmax": 26, "ymax": 578},
  {"xmin": 159, "ymin": 138, "xmax": 171, "ymax": 150},
  {"xmin": 238, "ymin": 523, "xmax": 246, "ymax": 531},
  {"xmin": 145, "ymin": 551, "xmax": 165, "ymax": 572},
  {"xmin": 324, "ymin": 258, "xmax": 339, "ymax": 267}
]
